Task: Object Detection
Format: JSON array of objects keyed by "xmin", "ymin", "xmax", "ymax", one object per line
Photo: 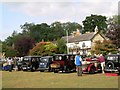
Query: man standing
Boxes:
[
  {"xmin": 7, "ymin": 57, "xmax": 13, "ymax": 72},
  {"xmin": 75, "ymin": 52, "xmax": 82, "ymax": 76}
]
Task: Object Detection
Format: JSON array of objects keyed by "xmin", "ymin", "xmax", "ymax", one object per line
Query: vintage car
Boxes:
[
  {"xmin": 38, "ymin": 56, "xmax": 53, "ymax": 72},
  {"xmin": 50, "ymin": 54, "xmax": 76, "ymax": 73},
  {"xmin": 82, "ymin": 58, "xmax": 102, "ymax": 74},
  {"xmin": 104, "ymin": 54, "xmax": 120, "ymax": 74},
  {"xmin": 22, "ymin": 56, "xmax": 41, "ymax": 72}
]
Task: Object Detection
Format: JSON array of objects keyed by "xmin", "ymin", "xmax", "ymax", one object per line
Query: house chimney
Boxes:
[
  {"xmin": 76, "ymin": 29, "xmax": 81, "ymax": 36},
  {"xmin": 72, "ymin": 29, "xmax": 81, "ymax": 37}
]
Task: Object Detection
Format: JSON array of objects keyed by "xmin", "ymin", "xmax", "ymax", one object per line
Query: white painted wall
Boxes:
[
  {"xmin": 79, "ymin": 41, "xmax": 91, "ymax": 49},
  {"xmin": 67, "ymin": 41, "xmax": 91, "ymax": 49}
]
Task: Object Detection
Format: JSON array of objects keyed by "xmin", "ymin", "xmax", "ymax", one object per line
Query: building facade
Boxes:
[{"xmin": 62, "ymin": 29, "xmax": 106, "ymax": 55}]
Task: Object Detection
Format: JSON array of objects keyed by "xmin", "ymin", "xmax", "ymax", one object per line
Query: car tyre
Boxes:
[
  {"xmin": 105, "ymin": 61, "xmax": 115, "ymax": 70},
  {"xmin": 89, "ymin": 65, "xmax": 96, "ymax": 74},
  {"xmin": 40, "ymin": 70, "xmax": 44, "ymax": 72}
]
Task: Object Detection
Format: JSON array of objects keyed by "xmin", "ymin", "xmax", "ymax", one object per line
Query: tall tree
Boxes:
[
  {"xmin": 20, "ymin": 22, "xmax": 35, "ymax": 35},
  {"xmin": 4, "ymin": 30, "xmax": 19, "ymax": 47},
  {"xmin": 82, "ymin": 14, "xmax": 107, "ymax": 34},
  {"xmin": 56, "ymin": 39, "xmax": 67, "ymax": 54},
  {"xmin": 63, "ymin": 22, "xmax": 82, "ymax": 35},
  {"xmin": 106, "ymin": 15, "xmax": 120, "ymax": 48},
  {"xmin": 50, "ymin": 21, "xmax": 65, "ymax": 40},
  {"xmin": 14, "ymin": 35, "xmax": 35, "ymax": 56}
]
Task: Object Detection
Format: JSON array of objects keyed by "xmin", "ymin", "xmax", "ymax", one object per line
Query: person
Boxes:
[
  {"xmin": 75, "ymin": 52, "xmax": 82, "ymax": 76},
  {"xmin": 7, "ymin": 57, "xmax": 13, "ymax": 72},
  {"xmin": 98, "ymin": 54, "xmax": 105, "ymax": 74}
]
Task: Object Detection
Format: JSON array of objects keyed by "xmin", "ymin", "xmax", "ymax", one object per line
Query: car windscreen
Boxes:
[
  {"xmin": 107, "ymin": 56, "xmax": 118, "ymax": 62},
  {"xmin": 54, "ymin": 56, "xmax": 63, "ymax": 60},
  {"xmin": 40, "ymin": 58, "xmax": 49, "ymax": 62},
  {"xmin": 23, "ymin": 57, "xmax": 31, "ymax": 61}
]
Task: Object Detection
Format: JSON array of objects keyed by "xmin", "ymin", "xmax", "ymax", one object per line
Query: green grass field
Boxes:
[{"xmin": 2, "ymin": 71, "xmax": 119, "ymax": 88}]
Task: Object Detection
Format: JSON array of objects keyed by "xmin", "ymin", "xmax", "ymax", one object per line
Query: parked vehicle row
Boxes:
[
  {"xmin": 13, "ymin": 54, "xmax": 103, "ymax": 74},
  {"xmin": 2, "ymin": 54, "xmax": 120, "ymax": 74},
  {"xmin": 21, "ymin": 54, "xmax": 76, "ymax": 73}
]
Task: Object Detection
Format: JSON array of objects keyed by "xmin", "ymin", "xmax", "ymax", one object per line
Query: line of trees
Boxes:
[{"xmin": 1, "ymin": 14, "xmax": 120, "ymax": 57}]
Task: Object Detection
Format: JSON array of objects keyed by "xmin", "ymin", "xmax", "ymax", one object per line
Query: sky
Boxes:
[{"xmin": 0, "ymin": 0, "xmax": 119, "ymax": 41}]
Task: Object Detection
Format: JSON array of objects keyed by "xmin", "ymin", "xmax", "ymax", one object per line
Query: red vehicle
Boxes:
[
  {"xmin": 82, "ymin": 58, "xmax": 102, "ymax": 74},
  {"xmin": 50, "ymin": 54, "xmax": 76, "ymax": 73}
]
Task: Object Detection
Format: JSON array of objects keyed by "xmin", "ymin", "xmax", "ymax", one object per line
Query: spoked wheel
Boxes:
[
  {"xmin": 105, "ymin": 61, "xmax": 115, "ymax": 70},
  {"xmin": 89, "ymin": 65, "xmax": 96, "ymax": 74},
  {"xmin": 30, "ymin": 66, "xmax": 36, "ymax": 72}
]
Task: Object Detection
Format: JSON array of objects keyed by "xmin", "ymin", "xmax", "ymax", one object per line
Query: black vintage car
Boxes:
[
  {"xmin": 22, "ymin": 56, "xmax": 41, "ymax": 72},
  {"xmin": 38, "ymin": 56, "xmax": 53, "ymax": 72},
  {"xmin": 50, "ymin": 54, "xmax": 76, "ymax": 73},
  {"xmin": 104, "ymin": 54, "xmax": 120, "ymax": 74}
]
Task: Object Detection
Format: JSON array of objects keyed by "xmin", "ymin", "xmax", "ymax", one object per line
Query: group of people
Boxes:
[
  {"xmin": 2, "ymin": 57, "xmax": 23, "ymax": 72},
  {"xmin": 74, "ymin": 52, "xmax": 105, "ymax": 76}
]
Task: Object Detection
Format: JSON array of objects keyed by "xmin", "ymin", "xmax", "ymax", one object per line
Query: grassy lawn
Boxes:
[{"xmin": 2, "ymin": 71, "xmax": 119, "ymax": 88}]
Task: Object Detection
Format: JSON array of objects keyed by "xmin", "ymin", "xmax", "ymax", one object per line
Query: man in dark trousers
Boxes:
[
  {"xmin": 7, "ymin": 57, "xmax": 13, "ymax": 72},
  {"xmin": 75, "ymin": 52, "xmax": 82, "ymax": 76}
]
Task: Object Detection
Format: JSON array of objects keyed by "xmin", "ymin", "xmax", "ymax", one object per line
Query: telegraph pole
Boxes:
[{"xmin": 66, "ymin": 29, "xmax": 69, "ymax": 54}]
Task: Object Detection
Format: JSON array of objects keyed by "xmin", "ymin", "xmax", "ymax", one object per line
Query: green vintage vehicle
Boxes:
[
  {"xmin": 104, "ymin": 54, "xmax": 120, "ymax": 74},
  {"xmin": 22, "ymin": 56, "xmax": 41, "ymax": 72}
]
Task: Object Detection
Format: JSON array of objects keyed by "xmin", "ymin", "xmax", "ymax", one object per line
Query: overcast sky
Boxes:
[{"xmin": 0, "ymin": 0, "xmax": 119, "ymax": 41}]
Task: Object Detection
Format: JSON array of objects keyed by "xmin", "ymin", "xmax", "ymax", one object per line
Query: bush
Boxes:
[{"xmin": 29, "ymin": 42, "xmax": 58, "ymax": 56}]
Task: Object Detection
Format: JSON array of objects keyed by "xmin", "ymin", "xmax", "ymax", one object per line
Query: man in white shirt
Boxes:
[{"xmin": 7, "ymin": 57, "xmax": 13, "ymax": 72}]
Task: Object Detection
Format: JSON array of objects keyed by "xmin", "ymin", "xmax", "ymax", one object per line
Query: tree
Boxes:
[
  {"xmin": 44, "ymin": 42, "xmax": 58, "ymax": 55},
  {"xmin": 4, "ymin": 30, "xmax": 20, "ymax": 47},
  {"xmin": 5, "ymin": 46, "xmax": 18, "ymax": 57},
  {"xmin": 14, "ymin": 35, "xmax": 35, "ymax": 56},
  {"xmin": 56, "ymin": 39, "xmax": 67, "ymax": 54},
  {"xmin": 29, "ymin": 42, "xmax": 58, "ymax": 56},
  {"xmin": 63, "ymin": 22, "xmax": 82, "ymax": 35},
  {"xmin": 91, "ymin": 40, "xmax": 117, "ymax": 55},
  {"xmin": 50, "ymin": 21, "xmax": 65, "ymax": 40},
  {"xmin": 106, "ymin": 15, "xmax": 120, "ymax": 48},
  {"xmin": 20, "ymin": 22, "xmax": 34, "ymax": 35},
  {"xmin": 19, "ymin": 22, "xmax": 82, "ymax": 43},
  {"xmin": 82, "ymin": 14, "xmax": 107, "ymax": 34},
  {"xmin": 21, "ymin": 23, "xmax": 52, "ymax": 43},
  {"xmin": 0, "ymin": 40, "xmax": 2, "ymax": 53}
]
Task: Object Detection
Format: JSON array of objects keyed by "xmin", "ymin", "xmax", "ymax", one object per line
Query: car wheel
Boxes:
[
  {"xmin": 30, "ymin": 66, "xmax": 35, "ymax": 72},
  {"xmin": 54, "ymin": 70, "xmax": 58, "ymax": 73},
  {"xmin": 54, "ymin": 69, "xmax": 58, "ymax": 73},
  {"xmin": 40, "ymin": 70, "xmax": 44, "ymax": 72},
  {"xmin": 89, "ymin": 65, "xmax": 96, "ymax": 74},
  {"xmin": 105, "ymin": 61, "xmax": 115, "ymax": 70}
]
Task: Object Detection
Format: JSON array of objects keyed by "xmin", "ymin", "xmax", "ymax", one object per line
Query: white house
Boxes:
[{"xmin": 62, "ymin": 28, "xmax": 106, "ymax": 55}]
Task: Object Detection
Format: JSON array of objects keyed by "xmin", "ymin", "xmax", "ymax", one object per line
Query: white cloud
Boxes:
[
  {"xmin": 1, "ymin": 0, "xmax": 119, "ymax": 41},
  {"xmin": 2, "ymin": 0, "xmax": 119, "ymax": 24},
  {"xmin": 7, "ymin": 1, "xmax": 118, "ymax": 17}
]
